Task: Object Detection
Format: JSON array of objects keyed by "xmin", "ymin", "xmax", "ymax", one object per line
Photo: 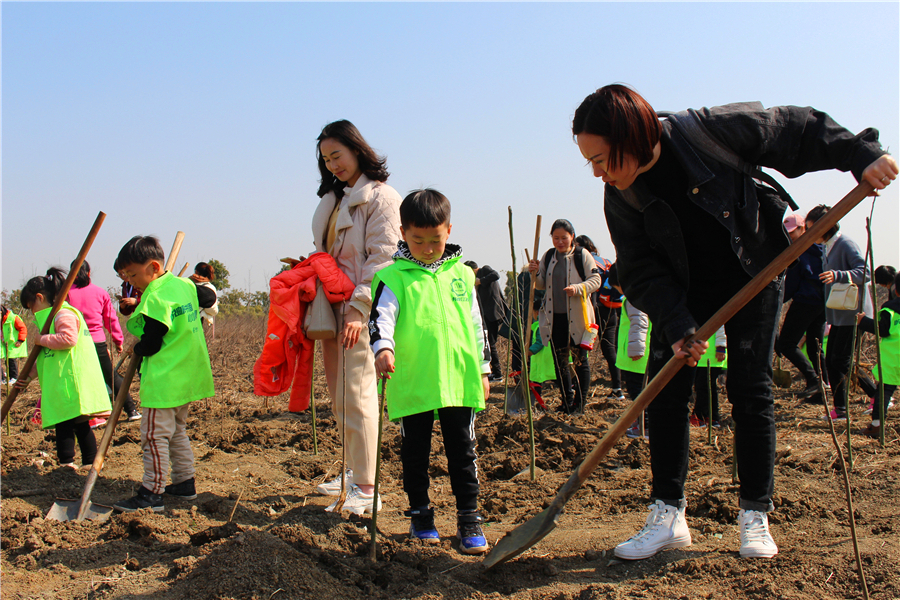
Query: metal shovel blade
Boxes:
[
  {"xmin": 482, "ymin": 504, "xmax": 562, "ymax": 568},
  {"xmin": 504, "ymin": 384, "xmax": 527, "ymax": 415},
  {"xmin": 47, "ymin": 499, "xmax": 113, "ymax": 522},
  {"xmin": 773, "ymin": 358, "xmax": 792, "ymax": 388}
]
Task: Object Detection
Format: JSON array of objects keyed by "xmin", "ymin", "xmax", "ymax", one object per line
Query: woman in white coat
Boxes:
[{"xmin": 310, "ymin": 120, "xmax": 402, "ymax": 515}]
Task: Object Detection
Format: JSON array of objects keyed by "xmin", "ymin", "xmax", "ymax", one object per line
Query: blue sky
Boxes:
[{"xmin": 3, "ymin": 2, "xmax": 898, "ymax": 295}]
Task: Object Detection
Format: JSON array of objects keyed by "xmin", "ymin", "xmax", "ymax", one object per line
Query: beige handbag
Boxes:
[
  {"xmin": 825, "ymin": 282, "xmax": 859, "ymax": 310},
  {"xmin": 303, "ymin": 281, "xmax": 337, "ymax": 339}
]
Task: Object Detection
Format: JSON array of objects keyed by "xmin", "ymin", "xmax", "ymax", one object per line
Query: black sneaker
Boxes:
[
  {"xmin": 404, "ymin": 506, "xmax": 440, "ymax": 542},
  {"xmin": 113, "ymin": 486, "xmax": 164, "ymax": 513},
  {"xmin": 456, "ymin": 510, "xmax": 488, "ymax": 554},
  {"xmin": 164, "ymin": 477, "xmax": 197, "ymax": 500}
]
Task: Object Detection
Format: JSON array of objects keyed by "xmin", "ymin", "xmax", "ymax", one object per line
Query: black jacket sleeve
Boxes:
[{"xmin": 133, "ymin": 317, "xmax": 169, "ymax": 358}]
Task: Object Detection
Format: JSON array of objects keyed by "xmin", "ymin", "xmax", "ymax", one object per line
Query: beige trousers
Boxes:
[
  {"xmin": 141, "ymin": 404, "xmax": 195, "ymax": 495},
  {"xmin": 321, "ymin": 311, "xmax": 379, "ymax": 486}
]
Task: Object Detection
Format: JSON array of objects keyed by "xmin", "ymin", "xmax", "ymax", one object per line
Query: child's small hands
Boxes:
[
  {"xmin": 374, "ymin": 349, "xmax": 395, "ymax": 379},
  {"xmin": 856, "ymin": 312, "xmax": 866, "ymax": 324},
  {"xmin": 115, "ymin": 342, "xmax": 124, "ymax": 353},
  {"xmin": 630, "ymin": 354, "xmax": 643, "ymax": 361},
  {"xmin": 13, "ymin": 377, "xmax": 31, "ymax": 391},
  {"xmin": 716, "ymin": 352, "xmax": 726, "ymax": 362},
  {"xmin": 14, "ymin": 341, "xmax": 22, "ymax": 347},
  {"xmin": 482, "ymin": 375, "xmax": 490, "ymax": 400}
]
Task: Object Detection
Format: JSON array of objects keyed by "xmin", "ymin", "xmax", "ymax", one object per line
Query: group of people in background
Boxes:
[{"xmin": 4, "ymin": 83, "xmax": 898, "ymax": 564}]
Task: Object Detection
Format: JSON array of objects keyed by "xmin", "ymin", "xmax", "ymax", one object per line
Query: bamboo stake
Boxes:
[
  {"xmin": 369, "ymin": 376, "xmax": 387, "ymax": 561},
  {"xmin": 706, "ymin": 362, "xmax": 713, "ymax": 444},
  {"xmin": 865, "ymin": 215, "xmax": 886, "ymax": 447},
  {"xmin": 177, "ymin": 262, "xmax": 189, "ymax": 277},
  {"xmin": 525, "ymin": 216, "xmax": 542, "ymax": 481},
  {"xmin": 816, "ymin": 350, "xmax": 869, "ymax": 599},
  {"xmin": 1, "ymin": 212, "xmax": 106, "ymax": 422},
  {"xmin": 505, "ymin": 209, "xmax": 519, "ymax": 415},
  {"xmin": 311, "ymin": 343, "xmax": 318, "ymax": 456}
]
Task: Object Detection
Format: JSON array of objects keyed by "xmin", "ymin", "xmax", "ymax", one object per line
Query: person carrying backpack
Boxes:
[
  {"xmin": 528, "ymin": 219, "xmax": 602, "ymax": 414},
  {"xmin": 572, "ymin": 83, "xmax": 896, "ymax": 561}
]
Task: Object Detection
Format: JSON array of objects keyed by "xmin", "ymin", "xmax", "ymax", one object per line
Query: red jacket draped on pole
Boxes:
[{"xmin": 253, "ymin": 253, "xmax": 354, "ymax": 411}]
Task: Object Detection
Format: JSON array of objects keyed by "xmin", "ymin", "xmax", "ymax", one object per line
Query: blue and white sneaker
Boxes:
[
  {"xmin": 456, "ymin": 510, "xmax": 488, "ymax": 554},
  {"xmin": 405, "ymin": 507, "xmax": 440, "ymax": 543}
]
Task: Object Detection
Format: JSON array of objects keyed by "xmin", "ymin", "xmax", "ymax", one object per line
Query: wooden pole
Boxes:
[{"xmin": 1, "ymin": 212, "xmax": 107, "ymax": 422}]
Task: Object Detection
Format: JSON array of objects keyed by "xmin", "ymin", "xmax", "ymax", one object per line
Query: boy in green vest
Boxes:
[
  {"xmin": 112, "ymin": 236, "xmax": 216, "ymax": 513},
  {"xmin": 369, "ymin": 189, "xmax": 491, "ymax": 554},
  {"xmin": 857, "ymin": 270, "xmax": 900, "ymax": 438}
]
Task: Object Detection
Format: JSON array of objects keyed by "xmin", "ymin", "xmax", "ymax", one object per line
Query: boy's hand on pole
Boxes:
[{"xmin": 374, "ymin": 349, "xmax": 395, "ymax": 379}]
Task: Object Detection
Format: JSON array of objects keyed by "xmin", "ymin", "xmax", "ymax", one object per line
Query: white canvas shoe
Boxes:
[
  {"xmin": 315, "ymin": 469, "xmax": 352, "ymax": 496},
  {"xmin": 614, "ymin": 500, "xmax": 692, "ymax": 560},
  {"xmin": 325, "ymin": 484, "xmax": 382, "ymax": 516},
  {"xmin": 738, "ymin": 509, "xmax": 778, "ymax": 558}
]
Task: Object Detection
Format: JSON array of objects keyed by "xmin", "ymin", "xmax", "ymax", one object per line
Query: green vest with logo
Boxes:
[
  {"xmin": 126, "ymin": 272, "xmax": 214, "ymax": 408},
  {"xmin": 1, "ymin": 313, "xmax": 28, "ymax": 359},
  {"xmin": 615, "ymin": 299, "xmax": 651, "ymax": 375},
  {"xmin": 529, "ymin": 320, "xmax": 557, "ymax": 383},
  {"xmin": 874, "ymin": 306, "xmax": 900, "ymax": 385},
  {"xmin": 372, "ymin": 256, "xmax": 485, "ymax": 421},
  {"xmin": 34, "ymin": 303, "xmax": 111, "ymax": 429}
]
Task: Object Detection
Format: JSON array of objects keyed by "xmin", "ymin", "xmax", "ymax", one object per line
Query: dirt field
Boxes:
[{"xmin": 2, "ymin": 314, "xmax": 898, "ymax": 600}]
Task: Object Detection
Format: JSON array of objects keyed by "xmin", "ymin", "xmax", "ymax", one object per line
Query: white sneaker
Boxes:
[
  {"xmin": 738, "ymin": 509, "xmax": 778, "ymax": 558},
  {"xmin": 325, "ymin": 484, "xmax": 382, "ymax": 516},
  {"xmin": 614, "ymin": 500, "xmax": 691, "ymax": 560},
  {"xmin": 315, "ymin": 469, "xmax": 353, "ymax": 496}
]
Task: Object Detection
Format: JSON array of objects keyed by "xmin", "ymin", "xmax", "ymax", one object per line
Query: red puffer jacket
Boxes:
[{"xmin": 253, "ymin": 253, "xmax": 354, "ymax": 411}]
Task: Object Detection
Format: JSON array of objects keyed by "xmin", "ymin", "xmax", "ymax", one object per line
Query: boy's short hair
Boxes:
[
  {"xmin": 400, "ymin": 189, "xmax": 451, "ymax": 229},
  {"xmin": 464, "ymin": 260, "xmax": 478, "ymax": 270},
  {"xmin": 805, "ymin": 205, "xmax": 839, "ymax": 241},
  {"xmin": 116, "ymin": 236, "xmax": 165, "ymax": 270}
]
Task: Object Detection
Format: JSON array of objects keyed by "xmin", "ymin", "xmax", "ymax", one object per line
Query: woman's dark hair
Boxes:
[
  {"xmin": 71, "ymin": 260, "xmax": 91, "ymax": 288},
  {"xmin": 572, "ymin": 84, "xmax": 661, "ymax": 172},
  {"xmin": 400, "ymin": 189, "xmax": 451, "ymax": 229},
  {"xmin": 575, "ymin": 235, "xmax": 597, "ymax": 254},
  {"xmin": 874, "ymin": 265, "xmax": 897, "ymax": 286},
  {"xmin": 805, "ymin": 205, "xmax": 839, "ymax": 241},
  {"xmin": 316, "ymin": 120, "xmax": 389, "ymax": 200},
  {"xmin": 550, "ymin": 219, "xmax": 576, "ymax": 240},
  {"xmin": 116, "ymin": 236, "xmax": 165, "ymax": 271},
  {"xmin": 194, "ymin": 262, "xmax": 215, "ymax": 280},
  {"xmin": 20, "ymin": 267, "xmax": 67, "ymax": 309}
]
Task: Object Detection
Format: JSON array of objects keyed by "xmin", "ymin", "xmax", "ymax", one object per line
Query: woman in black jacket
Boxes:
[{"xmin": 572, "ymin": 83, "xmax": 896, "ymax": 562}]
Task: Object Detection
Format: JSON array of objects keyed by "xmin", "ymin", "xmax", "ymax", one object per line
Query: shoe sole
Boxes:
[
  {"xmin": 459, "ymin": 545, "xmax": 489, "ymax": 555},
  {"xmin": 614, "ymin": 535, "xmax": 692, "ymax": 560},
  {"xmin": 315, "ymin": 486, "xmax": 343, "ymax": 496},
  {"xmin": 410, "ymin": 534, "xmax": 441, "ymax": 544},
  {"xmin": 740, "ymin": 547, "xmax": 778, "ymax": 558},
  {"xmin": 165, "ymin": 493, "xmax": 198, "ymax": 500}
]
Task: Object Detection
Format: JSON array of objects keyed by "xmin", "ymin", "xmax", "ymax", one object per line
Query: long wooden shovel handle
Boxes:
[
  {"xmin": 552, "ymin": 181, "xmax": 874, "ymax": 508},
  {"xmin": 76, "ymin": 355, "xmax": 139, "ymax": 520},
  {"xmin": 165, "ymin": 232, "xmax": 185, "ymax": 272},
  {"xmin": 1, "ymin": 212, "xmax": 106, "ymax": 422}
]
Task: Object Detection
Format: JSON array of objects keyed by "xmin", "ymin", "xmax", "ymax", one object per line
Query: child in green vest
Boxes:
[
  {"xmin": 112, "ymin": 236, "xmax": 217, "ymax": 513},
  {"xmin": 615, "ymin": 290, "xmax": 651, "ymax": 439},
  {"xmin": 2, "ymin": 304, "xmax": 28, "ymax": 384},
  {"xmin": 369, "ymin": 189, "xmax": 491, "ymax": 555},
  {"xmin": 15, "ymin": 268, "xmax": 111, "ymax": 468},
  {"xmin": 857, "ymin": 270, "xmax": 900, "ymax": 438}
]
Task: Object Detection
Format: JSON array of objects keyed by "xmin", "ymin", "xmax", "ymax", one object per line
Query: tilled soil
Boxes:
[{"xmin": 2, "ymin": 315, "xmax": 898, "ymax": 600}]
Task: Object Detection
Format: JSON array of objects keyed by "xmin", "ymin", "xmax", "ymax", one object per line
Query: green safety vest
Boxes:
[
  {"xmin": 615, "ymin": 299, "xmax": 651, "ymax": 375},
  {"xmin": 372, "ymin": 256, "xmax": 485, "ymax": 421},
  {"xmin": 874, "ymin": 306, "xmax": 900, "ymax": 385},
  {"xmin": 1, "ymin": 313, "xmax": 28, "ymax": 359},
  {"xmin": 126, "ymin": 272, "xmax": 214, "ymax": 408},
  {"xmin": 698, "ymin": 331, "xmax": 727, "ymax": 368},
  {"xmin": 34, "ymin": 303, "xmax": 110, "ymax": 429},
  {"xmin": 529, "ymin": 321, "xmax": 557, "ymax": 384}
]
